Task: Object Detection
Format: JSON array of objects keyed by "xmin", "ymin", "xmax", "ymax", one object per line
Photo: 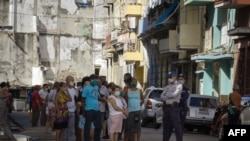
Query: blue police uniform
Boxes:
[{"xmin": 160, "ymin": 71, "xmax": 183, "ymax": 141}]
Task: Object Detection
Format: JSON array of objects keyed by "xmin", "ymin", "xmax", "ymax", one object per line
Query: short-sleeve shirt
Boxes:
[{"xmin": 82, "ymin": 84, "xmax": 100, "ymax": 111}]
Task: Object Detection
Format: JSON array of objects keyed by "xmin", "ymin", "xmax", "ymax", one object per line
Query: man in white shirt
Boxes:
[
  {"xmin": 161, "ymin": 71, "xmax": 183, "ymax": 141},
  {"xmin": 64, "ymin": 75, "xmax": 77, "ymax": 141},
  {"xmin": 38, "ymin": 84, "xmax": 49, "ymax": 126}
]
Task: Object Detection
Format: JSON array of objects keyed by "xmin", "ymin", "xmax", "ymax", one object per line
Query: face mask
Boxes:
[
  {"xmin": 114, "ymin": 91, "xmax": 120, "ymax": 96},
  {"xmin": 168, "ymin": 78, "xmax": 174, "ymax": 83},
  {"xmin": 91, "ymin": 80, "xmax": 98, "ymax": 86},
  {"xmin": 70, "ymin": 81, "xmax": 74, "ymax": 87},
  {"xmin": 179, "ymin": 80, "xmax": 184, "ymax": 84},
  {"xmin": 131, "ymin": 82, "xmax": 137, "ymax": 88},
  {"xmin": 120, "ymin": 92, "xmax": 125, "ymax": 97}
]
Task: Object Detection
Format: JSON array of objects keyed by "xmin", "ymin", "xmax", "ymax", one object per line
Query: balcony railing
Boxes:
[{"xmin": 215, "ymin": 0, "xmax": 250, "ymax": 8}]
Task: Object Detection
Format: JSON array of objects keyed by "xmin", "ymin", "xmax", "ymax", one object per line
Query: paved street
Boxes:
[{"xmin": 3, "ymin": 111, "xmax": 219, "ymax": 141}]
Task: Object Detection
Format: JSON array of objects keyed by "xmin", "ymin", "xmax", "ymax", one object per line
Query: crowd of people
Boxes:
[
  {"xmin": 1, "ymin": 70, "xmax": 243, "ymax": 141},
  {"xmin": 28, "ymin": 73, "xmax": 144, "ymax": 141}
]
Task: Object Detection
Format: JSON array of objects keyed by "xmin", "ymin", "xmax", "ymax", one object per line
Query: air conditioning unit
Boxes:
[{"xmin": 178, "ymin": 50, "xmax": 187, "ymax": 59}]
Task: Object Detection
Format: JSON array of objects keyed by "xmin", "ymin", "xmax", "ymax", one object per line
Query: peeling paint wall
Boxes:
[{"xmin": 0, "ymin": 0, "xmax": 106, "ymax": 86}]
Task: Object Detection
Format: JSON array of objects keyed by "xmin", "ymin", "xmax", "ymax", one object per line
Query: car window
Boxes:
[
  {"xmin": 149, "ymin": 90, "xmax": 163, "ymax": 100},
  {"xmin": 189, "ymin": 97, "xmax": 217, "ymax": 108}
]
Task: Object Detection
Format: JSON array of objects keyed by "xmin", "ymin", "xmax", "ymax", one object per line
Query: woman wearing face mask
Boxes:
[
  {"xmin": 107, "ymin": 84, "xmax": 128, "ymax": 141},
  {"xmin": 124, "ymin": 78, "xmax": 144, "ymax": 141},
  {"xmin": 54, "ymin": 82, "xmax": 72, "ymax": 141}
]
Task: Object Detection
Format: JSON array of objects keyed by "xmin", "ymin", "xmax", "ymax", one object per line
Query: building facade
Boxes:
[{"xmin": 0, "ymin": 0, "xmax": 106, "ymax": 87}]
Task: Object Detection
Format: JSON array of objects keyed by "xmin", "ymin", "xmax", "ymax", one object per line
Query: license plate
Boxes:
[{"xmin": 198, "ymin": 111, "xmax": 209, "ymax": 115}]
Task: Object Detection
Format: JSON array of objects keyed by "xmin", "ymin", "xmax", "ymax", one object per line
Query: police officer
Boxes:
[
  {"xmin": 161, "ymin": 71, "xmax": 183, "ymax": 141},
  {"xmin": 178, "ymin": 74, "xmax": 190, "ymax": 132}
]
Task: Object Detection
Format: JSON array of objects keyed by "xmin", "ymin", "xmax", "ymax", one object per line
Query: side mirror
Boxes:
[{"xmin": 155, "ymin": 103, "xmax": 162, "ymax": 108}]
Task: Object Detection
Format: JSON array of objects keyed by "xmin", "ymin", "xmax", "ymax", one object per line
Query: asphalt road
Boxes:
[{"xmin": 8, "ymin": 111, "xmax": 219, "ymax": 141}]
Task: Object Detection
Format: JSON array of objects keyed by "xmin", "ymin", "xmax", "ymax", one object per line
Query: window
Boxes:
[
  {"xmin": 190, "ymin": 97, "xmax": 217, "ymax": 108},
  {"xmin": 149, "ymin": 90, "xmax": 163, "ymax": 100}
]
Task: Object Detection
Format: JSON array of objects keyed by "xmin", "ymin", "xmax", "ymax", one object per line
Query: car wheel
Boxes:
[
  {"xmin": 153, "ymin": 115, "xmax": 161, "ymax": 129},
  {"xmin": 218, "ymin": 122, "xmax": 224, "ymax": 141},
  {"xmin": 204, "ymin": 127, "xmax": 211, "ymax": 135},
  {"xmin": 141, "ymin": 118, "xmax": 147, "ymax": 127}
]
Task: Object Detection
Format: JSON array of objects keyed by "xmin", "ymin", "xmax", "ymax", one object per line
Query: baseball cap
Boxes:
[{"xmin": 168, "ymin": 71, "xmax": 177, "ymax": 77}]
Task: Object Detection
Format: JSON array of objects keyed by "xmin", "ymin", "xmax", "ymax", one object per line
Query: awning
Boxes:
[
  {"xmin": 191, "ymin": 53, "xmax": 233, "ymax": 61},
  {"xmin": 156, "ymin": 0, "xmax": 179, "ymax": 26}
]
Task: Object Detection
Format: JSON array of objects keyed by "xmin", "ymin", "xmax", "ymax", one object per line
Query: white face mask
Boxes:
[
  {"xmin": 114, "ymin": 91, "xmax": 120, "ymax": 96},
  {"xmin": 168, "ymin": 78, "xmax": 174, "ymax": 83},
  {"xmin": 70, "ymin": 81, "xmax": 74, "ymax": 87},
  {"xmin": 179, "ymin": 80, "xmax": 185, "ymax": 84}
]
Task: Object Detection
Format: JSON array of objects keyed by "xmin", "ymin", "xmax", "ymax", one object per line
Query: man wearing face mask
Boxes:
[
  {"xmin": 64, "ymin": 75, "xmax": 77, "ymax": 141},
  {"xmin": 177, "ymin": 74, "xmax": 190, "ymax": 132},
  {"xmin": 82, "ymin": 74, "xmax": 102, "ymax": 141},
  {"xmin": 38, "ymin": 83, "xmax": 49, "ymax": 126},
  {"xmin": 160, "ymin": 71, "xmax": 183, "ymax": 141}
]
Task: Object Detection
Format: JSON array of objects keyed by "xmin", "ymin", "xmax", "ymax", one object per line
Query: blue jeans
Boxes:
[
  {"xmin": 84, "ymin": 110, "xmax": 102, "ymax": 141},
  {"xmin": 162, "ymin": 106, "xmax": 183, "ymax": 141}
]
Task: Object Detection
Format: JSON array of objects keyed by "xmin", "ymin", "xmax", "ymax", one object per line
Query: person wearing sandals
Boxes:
[{"xmin": 124, "ymin": 78, "xmax": 144, "ymax": 141}]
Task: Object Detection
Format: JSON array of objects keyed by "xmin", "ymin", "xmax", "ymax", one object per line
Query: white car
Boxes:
[
  {"xmin": 155, "ymin": 94, "xmax": 219, "ymax": 133},
  {"xmin": 141, "ymin": 86, "xmax": 163, "ymax": 128}
]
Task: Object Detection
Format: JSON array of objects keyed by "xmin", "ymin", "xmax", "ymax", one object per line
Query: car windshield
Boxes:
[
  {"xmin": 149, "ymin": 90, "xmax": 163, "ymax": 100},
  {"xmin": 189, "ymin": 97, "xmax": 217, "ymax": 108}
]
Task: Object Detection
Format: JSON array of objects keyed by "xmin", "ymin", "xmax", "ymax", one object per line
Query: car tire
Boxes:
[
  {"xmin": 153, "ymin": 115, "xmax": 161, "ymax": 129},
  {"xmin": 141, "ymin": 118, "xmax": 147, "ymax": 127}
]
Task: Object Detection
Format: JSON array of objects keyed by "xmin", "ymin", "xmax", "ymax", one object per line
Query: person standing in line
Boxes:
[
  {"xmin": 45, "ymin": 81, "xmax": 59, "ymax": 135},
  {"xmin": 107, "ymin": 84, "xmax": 128, "ymax": 141},
  {"xmin": 161, "ymin": 71, "xmax": 183, "ymax": 141},
  {"xmin": 64, "ymin": 76, "xmax": 77, "ymax": 141},
  {"xmin": 39, "ymin": 83, "xmax": 49, "ymax": 126},
  {"xmin": 54, "ymin": 82, "xmax": 72, "ymax": 141},
  {"xmin": 0, "ymin": 82, "xmax": 16, "ymax": 141},
  {"xmin": 82, "ymin": 74, "xmax": 102, "ymax": 141},
  {"xmin": 121, "ymin": 73, "xmax": 132, "ymax": 141},
  {"xmin": 31, "ymin": 85, "xmax": 43, "ymax": 127},
  {"xmin": 228, "ymin": 84, "xmax": 242, "ymax": 125},
  {"xmin": 97, "ymin": 78, "xmax": 110, "ymax": 139},
  {"xmin": 177, "ymin": 74, "xmax": 190, "ymax": 132},
  {"xmin": 124, "ymin": 78, "xmax": 144, "ymax": 141}
]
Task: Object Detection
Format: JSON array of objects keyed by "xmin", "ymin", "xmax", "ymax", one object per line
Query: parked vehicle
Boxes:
[
  {"xmin": 184, "ymin": 94, "xmax": 219, "ymax": 134},
  {"xmin": 155, "ymin": 94, "xmax": 219, "ymax": 133},
  {"xmin": 141, "ymin": 86, "xmax": 163, "ymax": 128}
]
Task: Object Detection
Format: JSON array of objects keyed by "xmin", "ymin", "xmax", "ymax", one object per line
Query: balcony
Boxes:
[
  {"xmin": 215, "ymin": 0, "xmax": 250, "ymax": 8},
  {"xmin": 123, "ymin": 51, "xmax": 143, "ymax": 61},
  {"xmin": 123, "ymin": 4, "xmax": 142, "ymax": 16},
  {"xmin": 159, "ymin": 30, "xmax": 179, "ymax": 53},
  {"xmin": 228, "ymin": 27, "xmax": 250, "ymax": 36},
  {"xmin": 184, "ymin": 0, "xmax": 214, "ymax": 6},
  {"xmin": 176, "ymin": 24, "xmax": 201, "ymax": 49}
]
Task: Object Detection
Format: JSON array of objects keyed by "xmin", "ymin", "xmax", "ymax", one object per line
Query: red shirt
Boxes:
[{"xmin": 32, "ymin": 90, "xmax": 42, "ymax": 108}]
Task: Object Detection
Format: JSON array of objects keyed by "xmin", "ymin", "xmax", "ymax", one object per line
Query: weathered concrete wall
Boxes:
[
  {"xmin": 0, "ymin": 0, "xmax": 9, "ymax": 26},
  {"xmin": 0, "ymin": 0, "xmax": 105, "ymax": 86},
  {"xmin": 0, "ymin": 33, "xmax": 39, "ymax": 86}
]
